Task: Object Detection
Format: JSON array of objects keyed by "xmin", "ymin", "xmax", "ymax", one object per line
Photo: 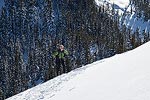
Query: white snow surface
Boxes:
[
  {"xmin": 95, "ymin": 0, "xmax": 129, "ymax": 9},
  {"xmin": 7, "ymin": 42, "xmax": 150, "ymax": 100},
  {"xmin": 95, "ymin": 0, "xmax": 130, "ymax": 15}
]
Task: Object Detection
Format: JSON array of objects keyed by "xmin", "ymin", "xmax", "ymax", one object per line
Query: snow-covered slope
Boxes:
[{"xmin": 7, "ymin": 42, "xmax": 150, "ymax": 100}]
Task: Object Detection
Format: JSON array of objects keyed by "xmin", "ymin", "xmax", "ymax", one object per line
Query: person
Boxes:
[{"xmin": 52, "ymin": 44, "xmax": 69, "ymax": 75}]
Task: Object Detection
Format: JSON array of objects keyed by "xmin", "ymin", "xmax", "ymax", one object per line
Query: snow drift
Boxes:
[{"xmin": 7, "ymin": 42, "xmax": 150, "ymax": 100}]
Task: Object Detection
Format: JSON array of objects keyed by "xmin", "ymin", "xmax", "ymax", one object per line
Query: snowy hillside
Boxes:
[
  {"xmin": 7, "ymin": 42, "xmax": 150, "ymax": 100},
  {"xmin": 95, "ymin": 0, "xmax": 150, "ymax": 33}
]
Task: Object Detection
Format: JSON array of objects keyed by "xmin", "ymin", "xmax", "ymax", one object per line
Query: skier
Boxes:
[{"xmin": 52, "ymin": 44, "xmax": 69, "ymax": 75}]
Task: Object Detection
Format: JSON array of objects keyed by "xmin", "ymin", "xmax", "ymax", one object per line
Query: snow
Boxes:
[
  {"xmin": 95, "ymin": 0, "xmax": 130, "ymax": 14},
  {"xmin": 95, "ymin": 0, "xmax": 129, "ymax": 8},
  {"xmin": 7, "ymin": 42, "xmax": 150, "ymax": 100}
]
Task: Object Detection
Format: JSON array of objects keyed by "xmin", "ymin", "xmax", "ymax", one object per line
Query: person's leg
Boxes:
[
  {"xmin": 61, "ymin": 59, "xmax": 66, "ymax": 73},
  {"xmin": 56, "ymin": 59, "xmax": 61, "ymax": 76},
  {"xmin": 65, "ymin": 58, "xmax": 70, "ymax": 73}
]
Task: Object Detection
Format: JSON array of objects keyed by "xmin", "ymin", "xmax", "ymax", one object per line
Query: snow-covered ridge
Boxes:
[
  {"xmin": 95, "ymin": 0, "xmax": 129, "ymax": 9},
  {"xmin": 95, "ymin": 0, "xmax": 130, "ymax": 14},
  {"xmin": 7, "ymin": 42, "xmax": 150, "ymax": 100}
]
